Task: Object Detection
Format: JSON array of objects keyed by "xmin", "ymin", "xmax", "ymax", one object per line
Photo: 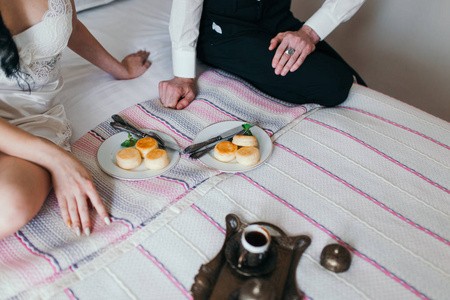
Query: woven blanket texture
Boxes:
[
  {"xmin": 46, "ymin": 84, "xmax": 450, "ymax": 300},
  {"xmin": 0, "ymin": 70, "xmax": 317, "ymax": 299}
]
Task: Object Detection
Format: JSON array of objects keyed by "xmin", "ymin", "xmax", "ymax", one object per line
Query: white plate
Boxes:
[
  {"xmin": 96, "ymin": 130, "xmax": 181, "ymax": 180},
  {"xmin": 193, "ymin": 121, "xmax": 273, "ymax": 173}
]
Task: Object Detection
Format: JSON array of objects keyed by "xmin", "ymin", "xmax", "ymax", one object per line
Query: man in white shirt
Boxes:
[{"xmin": 159, "ymin": 0, "xmax": 365, "ymax": 110}]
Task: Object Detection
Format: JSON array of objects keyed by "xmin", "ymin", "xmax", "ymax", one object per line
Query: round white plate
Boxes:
[
  {"xmin": 193, "ymin": 121, "xmax": 273, "ymax": 173},
  {"xmin": 96, "ymin": 130, "xmax": 180, "ymax": 180}
]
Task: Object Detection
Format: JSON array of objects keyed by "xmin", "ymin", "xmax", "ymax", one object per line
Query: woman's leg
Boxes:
[{"xmin": 0, "ymin": 153, "xmax": 51, "ymax": 239}]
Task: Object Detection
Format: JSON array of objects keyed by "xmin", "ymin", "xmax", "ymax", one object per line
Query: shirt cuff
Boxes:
[
  {"xmin": 172, "ymin": 49, "xmax": 196, "ymax": 78},
  {"xmin": 304, "ymin": 9, "xmax": 340, "ymax": 40}
]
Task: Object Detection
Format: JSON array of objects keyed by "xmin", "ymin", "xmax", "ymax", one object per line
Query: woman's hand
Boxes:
[
  {"xmin": 0, "ymin": 118, "xmax": 109, "ymax": 237},
  {"xmin": 119, "ymin": 50, "xmax": 151, "ymax": 80},
  {"xmin": 50, "ymin": 151, "xmax": 110, "ymax": 236},
  {"xmin": 269, "ymin": 25, "xmax": 320, "ymax": 76}
]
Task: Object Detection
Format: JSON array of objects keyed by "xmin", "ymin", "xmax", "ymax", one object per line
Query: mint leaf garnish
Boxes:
[
  {"xmin": 242, "ymin": 123, "xmax": 253, "ymax": 136},
  {"xmin": 121, "ymin": 133, "xmax": 138, "ymax": 147}
]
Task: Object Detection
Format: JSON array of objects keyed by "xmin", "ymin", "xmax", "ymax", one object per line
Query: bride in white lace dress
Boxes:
[{"xmin": 0, "ymin": 0, "xmax": 151, "ymax": 239}]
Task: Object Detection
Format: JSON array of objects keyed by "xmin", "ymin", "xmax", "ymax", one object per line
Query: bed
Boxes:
[{"xmin": 1, "ymin": 0, "xmax": 449, "ymax": 299}]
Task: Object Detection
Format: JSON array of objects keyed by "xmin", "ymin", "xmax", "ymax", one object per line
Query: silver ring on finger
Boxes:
[{"xmin": 284, "ymin": 47, "xmax": 295, "ymax": 56}]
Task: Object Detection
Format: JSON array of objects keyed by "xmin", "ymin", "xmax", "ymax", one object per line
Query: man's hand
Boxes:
[
  {"xmin": 269, "ymin": 25, "xmax": 320, "ymax": 76},
  {"xmin": 159, "ymin": 77, "xmax": 197, "ymax": 110}
]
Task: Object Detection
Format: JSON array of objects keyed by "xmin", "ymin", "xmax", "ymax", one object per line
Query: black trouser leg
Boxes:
[
  {"xmin": 198, "ymin": 0, "xmax": 365, "ymax": 106},
  {"xmin": 314, "ymin": 41, "xmax": 367, "ymax": 87}
]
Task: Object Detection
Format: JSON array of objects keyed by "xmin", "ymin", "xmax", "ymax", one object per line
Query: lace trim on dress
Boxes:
[
  {"xmin": 57, "ymin": 117, "xmax": 73, "ymax": 151},
  {"xmin": 45, "ymin": 0, "xmax": 72, "ymax": 18},
  {"xmin": 0, "ymin": 0, "xmax": 72, "ymax": 89},
  {"xmin": 28, "ymin": 54, "xmax": 62, "ymax": 87}
]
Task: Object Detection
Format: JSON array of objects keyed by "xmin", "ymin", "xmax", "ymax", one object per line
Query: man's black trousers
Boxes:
[{"xmin": 197, "ymin": 0, "xmax": 365, "ymax": 106}]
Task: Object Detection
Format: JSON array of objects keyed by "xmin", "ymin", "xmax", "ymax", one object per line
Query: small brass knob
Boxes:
[{"xmin": 320, "ymin": 244, "xmax": 352, "ymax": 273}]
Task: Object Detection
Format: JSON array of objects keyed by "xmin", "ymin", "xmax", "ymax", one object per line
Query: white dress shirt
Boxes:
[{"xmin": 170, "ymin": 0, "xmax": 365, "ymax": 78}]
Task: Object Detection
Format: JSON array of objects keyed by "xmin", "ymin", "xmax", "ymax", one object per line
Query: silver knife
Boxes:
[
  {"xmin": 189, "ymin": 132, "xmax": 242, "ymax": 159},
  {"xmin": 184, "ymin": 123, "xmax": 255, "ymax": 154}
]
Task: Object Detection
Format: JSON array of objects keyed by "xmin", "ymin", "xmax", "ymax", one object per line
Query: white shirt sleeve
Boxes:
[
  {"xmin": 169, "ymin": 0, "xmax": 204, "ymax": 79},
  {"xmin": 303, "ymin": 0, "xmax": 365, "ymax": 40}
]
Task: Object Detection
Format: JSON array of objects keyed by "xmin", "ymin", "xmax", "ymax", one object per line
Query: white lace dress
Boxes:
[{"xmin": 0, "ymin": 0, "xmax": 73, "ymax": 150}]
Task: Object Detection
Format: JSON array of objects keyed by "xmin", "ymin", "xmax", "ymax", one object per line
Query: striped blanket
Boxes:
[
  {"xmin": 0, "ymin": 70, "xmax": 318, "ymax": 299},
  {"xmin": 56, "ymin": 84, "xmax": 449, "ymax": 299},
  {"xmin": 2, "ymin": 69, "xmax": 449, "ymax": 299},
  {"xmin": 58, "ymin": 84, "xmax": 449, "ymax": 300}
]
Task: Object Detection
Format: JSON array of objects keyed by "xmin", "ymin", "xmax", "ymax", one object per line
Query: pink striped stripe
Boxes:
[
  {"xmin": 341, "ymin": 106, "xmax": 450, "ymax": 150},
  {"xmin": 87, "ymin": 131, "xmax": 104, "ymax": 143},
  {"xmin": 64, "ymin": 288, "xmax": 78, "ymax": 300},
  {"xmin": 205, "ymin": 73, "xmax": 277, "ymax": 106},
  {"xmin": 186, "ymin": 101, "xmax": 233, "ymax": 124},
  {"xmin": 137, "ymin": 245, "xmax": 193, "ymax": 299},
  {"xmin": 202, "ymin": 71, "xmax": 308, "ymax": 121},
  {"xmin": 14, "ymin": 233, "xmax": 59, "ymax": 274},
  {"xmin": 191, "ymin": 204, "xmax": 226, "ymax": 234},
  {"xmin": 110, "ymin": 217, "xmax": 133, "ymax": 231},
  {"xmin": 206, "ymin": 71, "xmax": 304, "ymax": 113},
  {"xmin": 130, "ymin": 177, "xmax": 185, "ymax": 198},
  {"xmin": 194, "ymin": 99, "xmax": 239, "ymax": 120},
  {"xmin": 121, "ymin": 109, "xmax": 168, "ymax": 132},
  {"xmin": 169, "ymin": 193, "xmax": 185, "ymax": 206},
  {"xmin": 158, "ymin": 177, "xmax": 189, "ymax": 192},
  {"xmin": 134, "ymin": 105, "xmax": 192, "ymax": 143},
  {"xmin": 276, "ymin": 142, "xmax": 450, "ymax": 247},
  {"xmin": 72, "ymin": 138, "xmax": 100, "ymax": 157},
  {"xmin": 306, "ymin": 118, "xmax": 450, "ymax": 194},
  {"xmin": 236, "ymin": 173, "xmax": 430, "ymax": 300},
  {"xmin": 0, "ymin": 239, "xmax": 39, "ymax": 285}
]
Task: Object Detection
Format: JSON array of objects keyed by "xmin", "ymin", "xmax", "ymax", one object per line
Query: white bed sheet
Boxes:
[{"xmin": 60, "ymin": 0, "xmax": 206, "ymax": 143}]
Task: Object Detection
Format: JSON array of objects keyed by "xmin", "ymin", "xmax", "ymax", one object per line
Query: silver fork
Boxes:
[{"xmin": 110, "ymin": 114, "xmax": 165, "ymax": 147}]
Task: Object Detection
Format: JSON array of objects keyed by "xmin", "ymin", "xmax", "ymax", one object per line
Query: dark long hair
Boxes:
[
  {"xmin": 0, "ymin": 13, "xmax": 21, "ymax": 78},
  {"xmin": 0, "ymin": 13, "xmax": 32, "ymax": 90}
]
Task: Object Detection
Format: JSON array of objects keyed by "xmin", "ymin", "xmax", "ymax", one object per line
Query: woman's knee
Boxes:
[
  {"xmin": 0, "ymin": 185, "xmax": 43, "ymax": 238},
  {"xmin": 0, "ymin": 155, "xmax": 50, "ymax": 238}
]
